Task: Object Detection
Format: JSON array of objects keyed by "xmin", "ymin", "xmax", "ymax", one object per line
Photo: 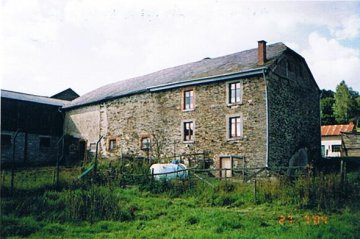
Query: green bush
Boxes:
[{"xmin": 63, "ymin": 185, "xmax": 135, "ymax": 222}]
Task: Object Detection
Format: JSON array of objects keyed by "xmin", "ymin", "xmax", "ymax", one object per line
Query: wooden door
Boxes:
[{"xmin": 220, "ymin": 157, "xmax": 232, "ymax": 178}]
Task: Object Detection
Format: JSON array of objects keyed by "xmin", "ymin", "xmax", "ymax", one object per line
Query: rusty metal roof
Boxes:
[
  {"xmin": 1, "ymin": 89, "xmax": 68, "ymax": 106},
  {"xmin": 64, "ymin": 42, "xmax": 290, "ymax": 109},
  {"xmin": 321, "ymin": 123, "xmax": 355, "ymax": 136}
]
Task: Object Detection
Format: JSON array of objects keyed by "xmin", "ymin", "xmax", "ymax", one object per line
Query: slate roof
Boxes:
[
  {"xmin": 1, "ymin": 89, "xmax": 68, "ymax": 106},
  {"xmin": 321, "ymin": 123, "xmax": 355, "ymax": 136},
  {"xmin": 64, "ymin": 42, "xmax": 289, "ymax": 109}
]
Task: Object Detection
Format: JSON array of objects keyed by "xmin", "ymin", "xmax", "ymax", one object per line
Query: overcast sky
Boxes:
[{"xmin": 1, "ymin": 0, "xmax": 360, "ymax": 97}]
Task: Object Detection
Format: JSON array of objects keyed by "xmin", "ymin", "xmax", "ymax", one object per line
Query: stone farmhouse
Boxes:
[{"xmin": 63, "ymin": 41, "xmax": 321, "ymax": 173}]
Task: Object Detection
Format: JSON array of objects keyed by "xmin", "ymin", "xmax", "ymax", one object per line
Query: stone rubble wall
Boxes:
[
  {"xmin": 267, "ymin": 54, "xmax": 321, "ymax": 167},
  {"xmin": 64, "ymin": 77, "xmax": 268, "ymax": 168}
]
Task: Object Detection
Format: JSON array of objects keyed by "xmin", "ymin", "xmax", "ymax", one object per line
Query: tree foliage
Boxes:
[
  {"xmin": 334, "ymin": 81, "xmax": 353, "ymax": 123},
  {"xmin": 320, "ymin": 81, "xmax": 360, "ymax": 125},
  {"xmin": 320, "ymin": 90, "xmax": 336, "ymax": 125}
]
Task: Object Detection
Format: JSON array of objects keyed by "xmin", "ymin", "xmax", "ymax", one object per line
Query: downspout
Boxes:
[{"xmin": 263, "ymin": 70, "xmax": 269, "ymax": 168}]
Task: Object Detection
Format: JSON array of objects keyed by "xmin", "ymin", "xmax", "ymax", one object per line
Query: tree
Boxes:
[
  {"xmin": 320, "ymin": 97, "xmax": 336, "ymax": 125},
  {"xmin": 333, "ymin": 81, "xmax": 354, "ymax": 123},
  {"xmin": 320, "ymin": 89, "xmax": 336, "ymax": 124}
]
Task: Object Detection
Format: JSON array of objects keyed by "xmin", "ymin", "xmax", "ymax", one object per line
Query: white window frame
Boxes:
[
  {"xmin": 226, "ymin": 80, "xmax": 243, "ymax": 106},
  {"xmin": 141, "ymin": 137, "xmax": 151, "ymax": 151},
  {"xmin": 108, "ymin": 138, "xmax": 117, "ymax": 151},
  {"xmin": 226, "ymin": 113, "xmax": 243, "ymax": 140},
  {"xmin": 182, "ymin": 88, "xmax": 195, "ymax": 111},
  {"xmin": 181, "ymin": 120, "xmax": 195, "ymax": 143}
]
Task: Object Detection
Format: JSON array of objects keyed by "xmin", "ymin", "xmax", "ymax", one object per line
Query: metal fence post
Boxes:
[
  {"xmin": 254, "ymin": 179, "xmax": 257, "ymax": 203},
  {"xmin": 10, "ymin": 129, "xmax": 20, "ymax": 195}
]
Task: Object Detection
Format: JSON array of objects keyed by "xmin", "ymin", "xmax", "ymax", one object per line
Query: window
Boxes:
[
  {"xmin": 183, "ymin": 89, "xmax": 194, "ymax": 110},
  {"xmin": 1, "ymin": 134, "xmax": 11, "ymax": 147},
  {"xmin": 182, "ymin": 120, "xmax": 194, "ymax": 142},
  {"xmin": 109, "ymin": 139, "xmax": 117, "ymax": 151},
  {"xmin": 321, "ymin": 145, "xmax": 325, "ymax": 157},
  {"xmin": 226, "ymin": 114, "xmax": 243, "ymax": 140},
  {"xmin": 39, "ymin": 137, "xmax": 51, "ymax": 148},
  {"xmin": 141, "ymin": 137, "xmax": 151, "ymax": 150},
  {"xmin": 226, "ymin": 81, "xmax": 242, "ymax": 105},
  {"xmin": 331, "ymin": 145, "xmax": 341, "ymax": 153}
]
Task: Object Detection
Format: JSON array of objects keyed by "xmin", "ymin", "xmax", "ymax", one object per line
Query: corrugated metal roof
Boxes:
[
  {"xmin": 64, "ymin": 42, "xmax": 289, "ymax": 109},
  {"xmin": 321, "ymin": 123, "xmax": 355, "ymax": 136},
  {"xmin": 1, "ymin": 89, "xmax": 68, "ymax": 106}
]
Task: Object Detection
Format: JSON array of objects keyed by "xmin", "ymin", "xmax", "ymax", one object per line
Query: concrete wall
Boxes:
[
  {"xmin": 64, "ymin": 76, "xmax": 268, "ymax": 168},
  {"xmin": 267, "ymin": 53, "xmax": 321, "ymax": 167}
]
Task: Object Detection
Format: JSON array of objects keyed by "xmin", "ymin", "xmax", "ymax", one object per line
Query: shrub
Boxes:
[{"xmin": 63, "ymin": 185, "xmax": 135, "ymax": 222}]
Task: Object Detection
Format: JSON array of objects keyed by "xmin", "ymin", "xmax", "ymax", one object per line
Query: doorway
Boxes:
[{"xmin": 220, "ymin": 156, "xmax": 232, "ymax": 178}]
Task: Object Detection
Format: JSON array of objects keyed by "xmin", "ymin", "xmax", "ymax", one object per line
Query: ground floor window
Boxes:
[
  {"xmin": 39, "ymin": 136, "xmax": 51, "ymax": 148},
  {"xmin": 108, "ymin": 139, "xmax": 117, "ymax": 151},
  {"xmin": 141, "ymin": 137, "xmax": 151, "ymax": 150},
  {"xmin": 331, "ymin": 145, "xmax": 341, "ymax": 153},
  {"xmin": 182, "ymin": 120, "xmax": 195, "ymax": 142}
]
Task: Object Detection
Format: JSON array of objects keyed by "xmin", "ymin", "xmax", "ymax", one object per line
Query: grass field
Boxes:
[{"xmin": 1, "ymin": 166, "xmax": 360, "ymax": 239}]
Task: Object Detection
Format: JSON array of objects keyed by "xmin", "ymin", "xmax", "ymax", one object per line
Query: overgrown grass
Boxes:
[{"xmin": 1, "ymin": 166, "xmax": 360, "ymax": 238}]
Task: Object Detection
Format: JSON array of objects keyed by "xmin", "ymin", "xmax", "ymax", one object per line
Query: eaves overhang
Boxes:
[{"xmin": 148, "ymin": 67, "xmax": 268, "ymax": 92}]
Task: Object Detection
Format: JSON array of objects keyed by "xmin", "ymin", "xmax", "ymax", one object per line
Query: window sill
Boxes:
[
  {"xmin": 182, "ymin": 109, "xmax": 195, "ymax": 112},
  {"xmin": 227, "ymin": 102, "xmax": 243, "ymax": 107},
  {"xmin": 183, "ymin": 141, "xmax": 195, "ymax": 144},
  {"xmin": 226, "ymin": 137, "xmax": 244, "ymax": 142}
]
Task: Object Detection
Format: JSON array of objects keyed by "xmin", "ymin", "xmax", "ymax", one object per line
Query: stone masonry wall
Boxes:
[
  {"xmin": 267, "ymin": 54, "xmax": 321, "ymax": 167},
  {"xmin": 64, "ymin": 77, "xmax": 268, "ymax": 168}
]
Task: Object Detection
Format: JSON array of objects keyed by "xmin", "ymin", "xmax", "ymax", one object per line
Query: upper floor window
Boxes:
[
  {"xmin": 227, "ymin": 81, "xmax": 242, "ymax": 105},
  {"xmin": 183, "ymin": 89, "xmax": 194, "ymax": 110},
  {"xmin": 182, "ymin": 120, "xmax": 195, "ymax": 142},
  {"xmin": 226, "ymin": 114, "xmax": 243, "ymax": 140}
]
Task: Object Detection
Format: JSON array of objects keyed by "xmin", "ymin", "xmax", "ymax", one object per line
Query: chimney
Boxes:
[{"xmin": 258, "ymin": 40, "xmax": 267, "ymax": 65}]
